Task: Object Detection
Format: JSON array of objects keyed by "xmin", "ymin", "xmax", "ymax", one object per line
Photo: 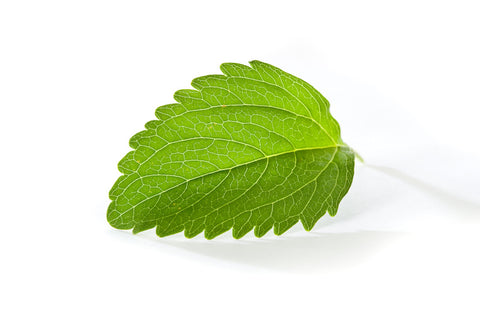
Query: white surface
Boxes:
[{"xmin": 1, "ymin": 1, "xmax": 479, "ymax": 318}]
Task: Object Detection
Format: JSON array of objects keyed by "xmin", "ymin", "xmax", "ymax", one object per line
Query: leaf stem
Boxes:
[{"xmin": 352, "ymin": 148, "xmax": 364, "ymax": 163}]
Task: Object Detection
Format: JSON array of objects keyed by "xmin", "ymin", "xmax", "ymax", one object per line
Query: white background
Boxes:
[{"xmin": 1, "ymin": 0, "xmax": 479, "ymax": 318}]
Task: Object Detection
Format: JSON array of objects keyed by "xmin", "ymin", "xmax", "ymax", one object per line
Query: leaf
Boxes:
[{"xmin": 107, "ymin": 60, "xmax": 355, "ymax": 239}]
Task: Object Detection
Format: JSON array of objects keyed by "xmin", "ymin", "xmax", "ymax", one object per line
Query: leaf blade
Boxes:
[{"xmin": 108, "ymin": 61, "xmax": 355, "ymax": 238}]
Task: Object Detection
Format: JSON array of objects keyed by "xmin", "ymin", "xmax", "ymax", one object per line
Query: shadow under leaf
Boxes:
[{"xmin": 139, "ymin": 230, "xmax": 404, "ymax": 273}]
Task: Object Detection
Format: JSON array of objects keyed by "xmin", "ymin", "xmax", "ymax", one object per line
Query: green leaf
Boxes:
[{"xmin": 107, "ymin": 60, "xmax": 355, "ymax": 239}]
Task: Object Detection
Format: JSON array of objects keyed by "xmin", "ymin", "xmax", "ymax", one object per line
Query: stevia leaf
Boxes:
[{"xmin": 107, "ymin": 60, "xmax": 355, "ymax": 239}]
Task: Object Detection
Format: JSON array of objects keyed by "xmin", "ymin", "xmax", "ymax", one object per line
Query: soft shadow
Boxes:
[
  {"xmin": 366, "ymin": 164, "xmax": 480, "ymax": 218},
  {"xmin": 124, "ymin": 161, "xmax": 478, "ymax": 274},
  {"xmin": 138, "ymin": 230, "xmax": 404, "ymax": 273}
]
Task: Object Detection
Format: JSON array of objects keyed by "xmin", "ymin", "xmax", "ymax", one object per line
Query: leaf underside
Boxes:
[{"xmin": 107, "ymin": 60, "xmax": 355, "ymax": 239}]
